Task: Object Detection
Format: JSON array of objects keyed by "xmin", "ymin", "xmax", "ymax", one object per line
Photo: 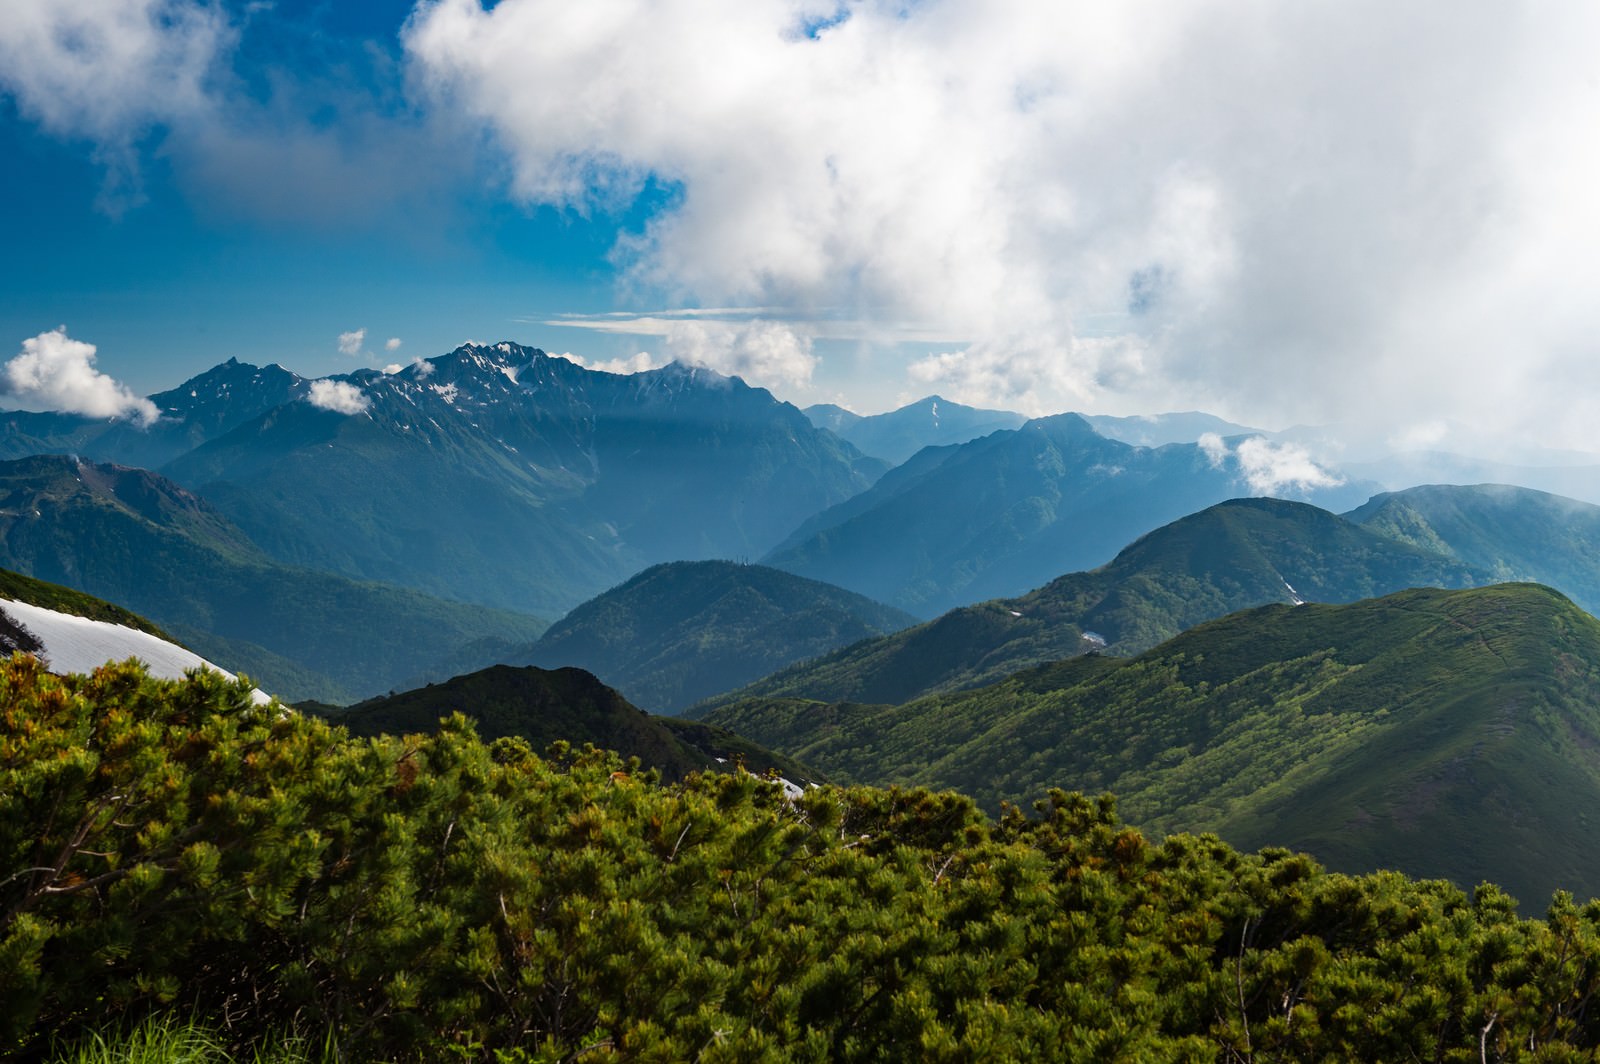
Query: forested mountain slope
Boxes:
[
  {"xmin": 518, "ymin": 560, "xmax": 916, "ymax": 713},
  {"xmin": 705, "ymin": 584, "xmax": 1600, "ymax": 901},
  {"xmin": 699, "ymin": 497, "xmax": 1488, "ymax": 711}
]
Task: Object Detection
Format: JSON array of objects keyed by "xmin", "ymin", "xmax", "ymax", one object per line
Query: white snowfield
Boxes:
[{"xmin": 0, "ymin": 598, "xmax": 272, "ymax": 705}]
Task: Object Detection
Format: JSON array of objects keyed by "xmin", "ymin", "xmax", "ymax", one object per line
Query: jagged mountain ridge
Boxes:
[{"xmin": 154, "ymin": 343, "xmax": 885, "ymax": 615}]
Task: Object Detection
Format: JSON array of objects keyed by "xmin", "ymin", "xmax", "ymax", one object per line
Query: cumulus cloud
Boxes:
[
  {"xmin": 1198, "ymin": 432, "xmax": 1229, "ymax": 469},
  {"xmin": 660, "ymin": 320, "xmax": 817, "ymax": 390},
  {"xmin": 0, "ymin": 0, "xmax": 476, "ymax": 224},
  {"xmin": 385, "ymin": 337, "xmax": 402, "ymax": 351},
  {"xmin": 1198, "ymin": 432, "xmax": 1343, "ymax": 495},
  {"xmin": 0, "ymin": 328, "xmax": 159, "ymax": 425},
  {"xmin": 307, "ymin": 378, "xmax": 370, "ymax": 415},
  {"xmin": 337, "ymin": 329, "xmax": 367, "ymax": 357},
  {"xmin": 404, "ymin": 0, "xmax": 1600, "ymax": 446},
  {"xmin": 411, "ymin": 357, "xmax": 435, "ymax": 378}
]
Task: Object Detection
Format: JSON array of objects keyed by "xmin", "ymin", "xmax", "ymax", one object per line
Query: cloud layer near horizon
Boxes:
[
  {"xmin": 5, "ymin": 1, "xmax": 1600, "ymax": 446},
  {"xmin": 405, "ymin": 0, "xmax": 1600, "ymax": 441}
]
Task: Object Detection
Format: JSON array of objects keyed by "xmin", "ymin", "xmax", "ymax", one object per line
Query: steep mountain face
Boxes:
[
  {"xmin": 0, "ymin": 358, "xmax": 310, "ymax": 469},
  {"xmin": 518, "ymin": 560, "xmax": 917, "ymax": 713},
  {"xmin": 705, "ymin": 584, "xmax": 1600, "ymax": 902},
  {"xmin": 1347, "ymin": 483, "xmax": 1600, "ymax": 613},
  {"xmin": 159, "ymin": 344, "xmax": 884, "ymax": 615},
  {"xmin": 803, "ymin": 395, "xmax": 1027, "ymax": 465},
  {"xmin": 328, "ymin": 664, "xmax": 817, "ymax": 783},
  {"xmin": 766, "ymin": 414, "xmax": 1374, "ymax": 616},
  {"xmin": 0, "ymin": 454, "xmax": 548, "ymax": 702},
  {"xmin": 693, "ymin": 497, "xmax": 1488, "ymax": 711}
]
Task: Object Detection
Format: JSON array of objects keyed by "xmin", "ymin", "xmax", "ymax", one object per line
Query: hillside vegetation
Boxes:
[
  {"xmin": 13, "ymin": 657, "xmax": 1600, "ymax": 1060},
  {"xmin": 520, "ymin": 561, "xmax": 916, "ymax": 713},
  {"xmin": 697, "ymin": 497, "xmax": 1487, "ymax": 711},
  {"xmin": 1351, "ymin": 482, "xmax": 1600, "ymax": 613},
  {"xmin": 705, "ymin": 584, "xmax": 1600, "ymax": 902}
]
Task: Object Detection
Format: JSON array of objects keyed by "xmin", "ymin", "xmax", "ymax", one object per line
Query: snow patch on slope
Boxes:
[{"xmin": 0, "ymin": 598, "xmax": 271, "ymax": 704}]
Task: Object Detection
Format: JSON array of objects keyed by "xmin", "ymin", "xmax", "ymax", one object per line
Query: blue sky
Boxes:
[{"xmin": 4, "ymin": 1, "xmax": 1600, "ymax": 450}]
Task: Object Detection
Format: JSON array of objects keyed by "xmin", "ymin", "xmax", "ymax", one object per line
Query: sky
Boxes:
[{"xmin": 3, "ymin": 0, "xmax": 1600, "ymax": 453}]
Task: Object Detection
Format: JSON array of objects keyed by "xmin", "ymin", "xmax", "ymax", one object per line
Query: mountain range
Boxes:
[
  {"xmin": 702, "ymin": 583, "xmax": 1600, "ymax": 902},
  {"xmin": 764, "ymin": 413, "xmax": 1377, "ymax": 616},
  {"xmin": 696, "ymin": 496, "xmax": 1490, "ymax": 710},
  {"xmin": 803, "ymin": 395, "xmax": 1027, "ymax": 465},
  {"xmin": 5, "ymin": 345, "xmax": 884, "ymax": 618}
]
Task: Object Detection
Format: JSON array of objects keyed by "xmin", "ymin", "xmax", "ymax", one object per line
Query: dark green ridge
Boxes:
[
  {"xmin": 326, "ymin": 664, "xmax": 819, "ymax": 784},
  {"xmin": 519, "ymin": 560, "xmax": 918, "ymax": 714},
  {"xmin": 693, "ymin": 496, "xmax": 1488, "ymax": 714},
  {"xmin": 705, "ymin": 583, "xmax": 1600, "ymax": 902},
  {"xmin": 1348, "ymin": 482, "xmax": 1600, "ymax": 614}
]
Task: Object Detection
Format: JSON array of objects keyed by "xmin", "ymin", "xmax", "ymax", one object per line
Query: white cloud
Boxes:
[
  {"xmin": 411, "ymin": 357, "xmax": 435, "ymax": 378},
  {"xmin": 553, "ymin": 350, "xmax": 666, "ymax": 376},
  {"xmin": 381, "ymin": 363, "xmax": 403, "ymax": 374},
  {"xmin": 337, "ymin": 328, "xmax": 367, "ymax": 357},
  {"xmin": 405, "ymin": 0, "xmax": 1600, "ymax": 448},
  {"xmin": 307, "ymin": 378, "xmax": 370, "ymax": 415},
  {"xmin": 1198, "ymin": 432, "xmax": 1229, "ymax": 469},
  {"xmin": 0, "ymin": 328, "xmax": 159, "ymax": 425},
  {"xmin": 385, "ymin": 337, "xmax": 402, "ymax": 351},
  {"xmin": 1233, "ymin": 438, "xmax": 1343, "ymax": 495},
  {"xmin": 660, "ymin": 320, "xmax": 817, "ymax": 390},
  {"xmin": 0, "ymin": 0, "xmax": 229, "ymax": 213}
]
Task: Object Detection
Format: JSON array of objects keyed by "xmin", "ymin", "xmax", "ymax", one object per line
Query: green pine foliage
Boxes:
[{"xmin": 11, "ymin": 655, "xmax": 1600, "ymax": 1060}]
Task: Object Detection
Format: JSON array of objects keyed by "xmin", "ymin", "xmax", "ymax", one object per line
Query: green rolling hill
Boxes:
[
  {"xmin": 703, "ymin": 584, "xmax": 1600, "ymax": 902},
  {"xmin": 1348, "ymin": 482, "xmax": 1600, "ymax": 613},
  {"xmin": 518, "ymin": 560, "xmax": 917, "ymax": 713},
  {"xmin": 695, "ymin": 497, "xmax": 1488, "ymax": 712}
]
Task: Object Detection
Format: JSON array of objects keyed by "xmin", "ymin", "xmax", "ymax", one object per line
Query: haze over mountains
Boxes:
[
  {"xmin": 0, "ymin": 453, "xmax": 547, "ymax": 702},
  {"xmin": 767, "ymin": 412, "xmax": 1376, "ymax": 615}
]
